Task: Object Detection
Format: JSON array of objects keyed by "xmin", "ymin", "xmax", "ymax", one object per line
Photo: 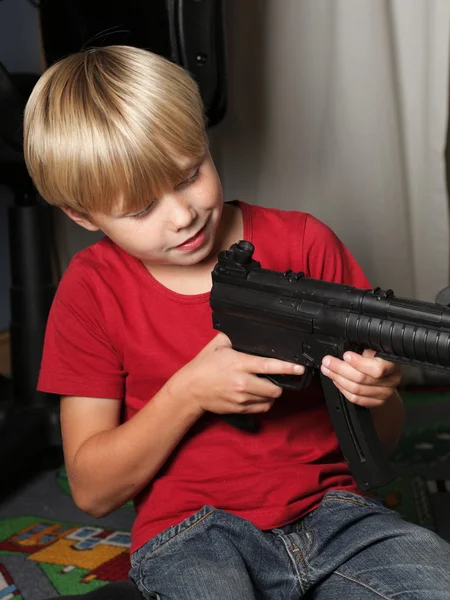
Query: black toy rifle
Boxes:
[{"xmin": 210, "ymin": 241, "xmax": 450, "ymax": 491}]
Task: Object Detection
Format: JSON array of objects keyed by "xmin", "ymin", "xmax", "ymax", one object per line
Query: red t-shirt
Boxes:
[{"xmin": 38, "ymin": 201, "xmax": 371, "ymax": 553}]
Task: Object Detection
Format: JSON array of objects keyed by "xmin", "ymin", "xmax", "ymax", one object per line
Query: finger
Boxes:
[
  {"xmin": 322, "ymin": 354, "xmax": 400, "ymax": 383},
  {"xmin": 246, "ymin": 375, "xmax": 284, "ymax": 399},
  {"xmin": 345, "ymin": 351, "xmax": 401, "ymax": 378},
  {"xmin": 328, "ymin": 372, "xmax": 397, "ymax": 402},
  {"xmin": 321, "ymin": 361, "xmax": 401, "ymax": 389},
  {"xmin": 322, "ymin": 361, "xmax": 401, "ymax": 392},
  {"xmin": 334, "ymin": 382, "xmax": 387, "ymax": 409},
  {"xmin": 234, "ymin": 400, "xmax": 276, "ymax": 414},
  {"xmin": 222, "ymin": 389, "xmax": 276, "ymax": 413},
  {"xmin": 228, "ymin": 372, "xmax": 283, "ymax": 403},
  {"xmin": 243, "ymin": 354, "xmax": 305, "ymax": 376}
]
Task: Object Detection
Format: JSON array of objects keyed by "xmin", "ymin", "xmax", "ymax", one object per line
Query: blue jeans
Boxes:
[{"xmin": 129, "ymin": 490, "xmax": 450, "ymax": 599}]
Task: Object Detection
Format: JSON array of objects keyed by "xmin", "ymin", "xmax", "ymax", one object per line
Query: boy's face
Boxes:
[{"xmin": 66, "ymin": 150, "xmax": 224, "ymax": 268}]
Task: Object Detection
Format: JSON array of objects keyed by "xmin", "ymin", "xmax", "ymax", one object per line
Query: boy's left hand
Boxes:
[{"xmin": 321, "ymin": 350, "xmax": 402, "ymax": 409}]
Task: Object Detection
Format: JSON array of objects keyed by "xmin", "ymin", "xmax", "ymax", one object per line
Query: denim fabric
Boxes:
[{"xmin": 130, "ymin": 490, "xmax": 450, "ymax": 599}]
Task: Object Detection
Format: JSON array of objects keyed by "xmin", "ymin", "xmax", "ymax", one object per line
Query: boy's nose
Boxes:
[{"xmin": 167, "ymin": 196, "xmax": 197, "ymax": 231}]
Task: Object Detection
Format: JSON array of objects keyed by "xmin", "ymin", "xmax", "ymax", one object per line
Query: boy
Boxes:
[{"xmin": 24, "ymin": 46, "xmax": 450, "ymax": 599}]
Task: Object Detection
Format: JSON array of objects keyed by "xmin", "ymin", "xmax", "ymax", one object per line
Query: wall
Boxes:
[
  {"xmin": 210, "ymin": 0, "xmax": 449, "ymax": 301},
  {"xmin": 0, "ymin": 0, "xmax": 42, "ymax": 331}
]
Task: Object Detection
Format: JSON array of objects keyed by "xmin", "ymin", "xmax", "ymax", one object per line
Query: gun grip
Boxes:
[{"xmin": 222, "ymin": 414, "xmax": 258, "ymax": 432}]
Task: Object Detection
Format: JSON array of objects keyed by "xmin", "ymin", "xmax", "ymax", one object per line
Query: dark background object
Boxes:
[
  {"xmin": 0, "ymin": 60, "xmax": 58, "ymax": 488},
  {"xmin": 39, "ymin": 0, "xmax": 227, "ymax": 127}
]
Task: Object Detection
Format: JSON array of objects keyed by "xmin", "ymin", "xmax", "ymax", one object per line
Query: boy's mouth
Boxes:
[{"xmin": 175, "ymin": 223, "xmax": 207, "ymax": 251}]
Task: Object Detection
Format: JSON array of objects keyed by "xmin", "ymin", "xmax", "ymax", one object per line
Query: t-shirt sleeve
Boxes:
[
  {"xmin": 302, "ymin": 213, "xmax": 371, "ymax": 289},
  {"xmin": 38, "ymin": 259, "xmax": 125, "ymax": 399}
]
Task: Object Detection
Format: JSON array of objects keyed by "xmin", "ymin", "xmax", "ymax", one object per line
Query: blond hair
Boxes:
[{"xmin": 24, "ymin": 45, "xmax": 206, "ymax": 214}]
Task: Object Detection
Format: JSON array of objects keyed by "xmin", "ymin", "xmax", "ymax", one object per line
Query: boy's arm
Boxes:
[
  {"xmin": 61, "ymin": 388, "xmax": 204, "ymax": 518},
  {"xmin": 61, "ymin": 332, "xmax": 303, "ymax": 518}
]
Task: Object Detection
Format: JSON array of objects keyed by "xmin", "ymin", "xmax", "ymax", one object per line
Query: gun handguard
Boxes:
[{"xmin": 210, "ymin": 241, "xmax": 450, "ymax": 490}]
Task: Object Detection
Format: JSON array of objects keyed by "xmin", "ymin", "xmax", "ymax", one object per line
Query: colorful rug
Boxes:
[{"xmin": 0, "ymin": 515, "xmax": 131, "ymax": 598}]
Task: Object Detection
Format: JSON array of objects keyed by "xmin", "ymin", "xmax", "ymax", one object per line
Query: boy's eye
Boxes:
[
  {"xmin": 131, "ymin": 202, "xmax": 155, "ymax": 219},
  {"xmin": 129, "ymin": 165, "xmax": 201, "ymax": 219},
  {"xmin": 177, "ymin": 166, "xmax": 201, "ymax": 189}
]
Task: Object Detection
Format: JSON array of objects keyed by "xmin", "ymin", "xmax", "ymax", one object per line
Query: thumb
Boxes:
[
  {"xmin": 211, "ymin": 331, "xmax": 232, "ymax": 348},
  {"xmin": 361, "ymin": 349, "xmax": 377, "ymax": 359}
]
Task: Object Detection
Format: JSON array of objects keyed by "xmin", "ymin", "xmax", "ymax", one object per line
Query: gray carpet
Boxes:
[{"xmin": 0, "ymin": 468, "xmax": 135, "ymax": 531}]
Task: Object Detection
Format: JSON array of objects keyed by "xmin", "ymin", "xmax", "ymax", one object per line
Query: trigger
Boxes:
[{"xmin": 266, "ymin": 367, "xmax": 314, "ymax": 391}]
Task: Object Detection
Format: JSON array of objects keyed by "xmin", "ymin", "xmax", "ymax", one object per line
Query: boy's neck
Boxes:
[{"xmin": 146, "ymin": 202, "xmax": 243, "ymax": 295}]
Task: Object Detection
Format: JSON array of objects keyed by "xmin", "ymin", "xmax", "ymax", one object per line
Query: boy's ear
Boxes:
[{"xmin": 61, "ymin": 207, "xmax": 100, "ymax": 232}]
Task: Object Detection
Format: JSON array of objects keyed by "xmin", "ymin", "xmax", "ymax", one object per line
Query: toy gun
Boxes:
[{"xmin": 210, "ymin": 240, "xmax": 450, "ymax": 491}]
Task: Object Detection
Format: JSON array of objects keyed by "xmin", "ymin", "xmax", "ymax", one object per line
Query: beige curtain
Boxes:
[{"xmin": 211, "ymin": 0, "xmax": 450, "ymax": 302}]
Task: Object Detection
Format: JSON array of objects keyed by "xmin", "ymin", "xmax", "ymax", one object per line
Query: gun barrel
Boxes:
[
  {"xmin": 212, "ymin": 264, "xmax": 450, "ymax": 372},
  {"xmin": 334, "ymin": 312, "xmax": 450, "ymax": 371}
]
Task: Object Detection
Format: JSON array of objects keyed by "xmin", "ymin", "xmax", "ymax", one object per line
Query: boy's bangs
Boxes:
[{"xmin": 80, "ymin": 135, "xmax": 206, "ymax": 216}]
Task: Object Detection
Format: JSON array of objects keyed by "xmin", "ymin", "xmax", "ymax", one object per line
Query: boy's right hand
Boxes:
[{"xmin": 166, "ymin": 332, "xmax": 305, "ymax": 417}]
